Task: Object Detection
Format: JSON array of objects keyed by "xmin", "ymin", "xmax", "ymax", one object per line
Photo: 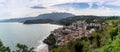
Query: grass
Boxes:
[{"xmin": 105, "ymin": 19, "xmax": 119, "ymax": 24}]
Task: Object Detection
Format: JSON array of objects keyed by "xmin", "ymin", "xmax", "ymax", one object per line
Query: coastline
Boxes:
[
  {"xmin": 35, "ymin": 42, "xmax": 48, "ymax": 52},
  {"xmin": 35, "ymin": 24, "xmax": 63, "ymax": 52}
]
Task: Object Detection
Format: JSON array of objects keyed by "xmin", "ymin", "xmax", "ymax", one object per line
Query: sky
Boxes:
[{"xmin": 0, "ymin": 0, "xmax": 120, "ymax": 19}]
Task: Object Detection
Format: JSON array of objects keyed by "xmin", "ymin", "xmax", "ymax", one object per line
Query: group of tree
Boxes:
[{"xmin": 0, "ymin": 41, "xmax": 35, "ymax": 52}]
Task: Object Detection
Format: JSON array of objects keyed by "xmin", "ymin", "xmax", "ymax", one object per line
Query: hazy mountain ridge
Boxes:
[
  {"xmin": 23, "ymin": 15, "xmax": 120, "ymax": 25},
  {"xmin": 0, "ymin": 12, "xmax": 75, "ymax": 23}
]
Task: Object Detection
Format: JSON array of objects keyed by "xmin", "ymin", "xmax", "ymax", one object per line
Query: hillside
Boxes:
[
  {"xmin": 0, "ymin": 12, "xmax": 75, "ymax": 23},
  {"xmin": 23, "ymin": 15, "xmax": 112, "ymax": 25},
  {"xmin": 23, "ymin": 16, "xmax": 119, "ymax": 25},
  {"xmin": 43, "ymin": 17, "xmax": 120, "ymax": 52}
]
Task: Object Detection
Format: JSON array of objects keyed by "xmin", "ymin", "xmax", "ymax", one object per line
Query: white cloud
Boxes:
[
  {"xmin": 104, "ymin": 0, "xmax": 120, "ymax": 6},
  {"xmin": 0, "ymin": 0, "xmax": 119, "ymax": 20},
  {"xmin": 52, "ymin": 7, "xmax": 120, "ymax": 16},
  {"xmin": 34, "ymin": 0, "xmax": 73, "ymax": 7}
]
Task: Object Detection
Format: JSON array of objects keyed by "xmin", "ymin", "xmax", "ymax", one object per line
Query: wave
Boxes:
[
  {"xmin": 35, "ymin": 42, "xmax": 48, "ymax": 52},
  {"xmin": 35, "ymin": 25, "xmax": 62, "ymax": 52}
]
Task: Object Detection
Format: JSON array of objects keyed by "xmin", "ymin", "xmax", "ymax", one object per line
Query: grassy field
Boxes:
[{"xmin": 105, "ymin": 19, "xmax": 120, "ymax": 23}]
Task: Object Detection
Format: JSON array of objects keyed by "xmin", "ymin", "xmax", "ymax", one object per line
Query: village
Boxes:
[{"xmin": 51, "ymin": 20, "xmax": 110, "ymax": 46}]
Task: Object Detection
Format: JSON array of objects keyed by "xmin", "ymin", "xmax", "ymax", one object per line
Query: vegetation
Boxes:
[
  {"xmin": 24, "ymin": 19, "xmax": 54, "ymax": 24},
  {"xmin": 43, "ymin": 34, "xmax": 57, "ymax": 50},
  {"xmin": 96, "ymin": 35, "xmax": 120, "ymax": 52},
  {"xmin": 13, "ymin": 43, "xmax": 35, "ymax": 52},
  {"xmin": 0, "ymin": 41, "xmax": 10, "ymax": 52},
  {"xmin": 46, "ymin": 17, "xmax": 120, "ymax": 52},
  {"xmin": 0, "ymin": 41, "xmax": 35, "ymax": 52},
  {"xmin": 50, "ymin": 26, "xmax": 119, "ymax": 52},
  {"xmin": 0, "ymin": 16, "xmax": 119, "ymax": 52},
  {"xmin": 24, "ymin": 15, "xmax": 104, "ymax": 26}
]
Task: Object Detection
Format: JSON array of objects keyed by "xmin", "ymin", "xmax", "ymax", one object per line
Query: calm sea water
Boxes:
[{"xmin": 0, "ymin": 22, "xmax": 61, "ymax": 50}]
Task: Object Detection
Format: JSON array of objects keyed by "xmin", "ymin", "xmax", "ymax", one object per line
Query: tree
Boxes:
[
  {"xmin": 0, "ymin": 41, "xmax": 11, "ymax": 52},
  {"xmin": 13, "ymin": 43, "xmax": 35, "ymax": 52}
]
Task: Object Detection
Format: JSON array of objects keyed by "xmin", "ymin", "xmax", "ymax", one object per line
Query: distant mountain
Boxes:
[
  {"xmin": 24, "ymin": 19, "xmax": 55, "ymax": 24},
  {"xmin": 23, "ymin": 15, "xmax": 120, "ymax": 25},
  {"xmin": 24, "ymin": 15, "xmax": 100, "ymax": 25},
  {"xmin": 0, "ymin": 12, "xmax": 75, "ymax": 23}
]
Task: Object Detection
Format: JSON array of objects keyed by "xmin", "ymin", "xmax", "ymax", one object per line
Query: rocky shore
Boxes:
[
  {"xmin": 36, "ymin": 42, "xmax": 49, "ymax": 52},
  {"xmin": 43, "ymin": 20, "xmax": 102, "ymax": 51}
]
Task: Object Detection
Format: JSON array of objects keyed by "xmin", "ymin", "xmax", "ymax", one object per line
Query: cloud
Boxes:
[
  {"xmin": 104, "ymin": 0, "xmax": 120, "ymax": 6},
  {"xmin": 0, "ymin": 0, "xmax": 119, "ymax": 19},
  {"xmin": 52, "ymin": 3, "xmax": 90, "ymax": 10},
  {"xmin": 0, "ymin": 0, "xmax": 119, "ymax": 8},
  {"xmin": 31, "ymin": 6, "xmax": 45, "ymax": 9}
]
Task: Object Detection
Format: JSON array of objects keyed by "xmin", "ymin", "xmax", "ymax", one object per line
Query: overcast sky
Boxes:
[{"xmin": 0, "ymin": 0, "xmax": 120, "ymax": 19}]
